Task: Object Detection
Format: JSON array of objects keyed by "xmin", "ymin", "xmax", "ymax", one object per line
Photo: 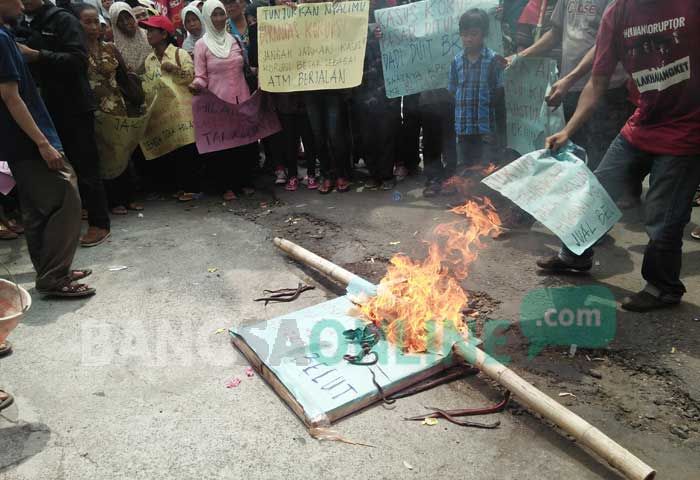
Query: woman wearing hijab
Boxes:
[
  {"xmin": 181, "ymin": 3, "xmax": 205, "ymax": 57},
  {"xmin": 109, "ymin": 2, "xmax": 151, "ymax": 73},
  {"xmin": 188, "ymin": 0, "xmax": 256, "ymax": 201}
]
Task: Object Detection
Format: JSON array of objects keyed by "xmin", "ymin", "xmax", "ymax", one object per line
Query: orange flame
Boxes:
[{"xmin": 359, "ymin": 197, "xmax": 502, "ymax": 353}]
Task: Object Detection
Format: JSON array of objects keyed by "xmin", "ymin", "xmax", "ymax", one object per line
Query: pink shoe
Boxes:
[
  {"xmin": 285, "ymin": 177, "xmax": 299, "ymax": 191},
  {"xmin": 307, "ymin": 176, "xmax": 319, "ymax": 190}
]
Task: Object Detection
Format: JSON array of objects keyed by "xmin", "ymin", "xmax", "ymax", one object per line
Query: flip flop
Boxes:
[
  {"xmin": 70, "ymin": 269, "xmax": 93, "ymax": 281},
  {"xmin": 39, "ymin": 282, "xmax": 96, "ymax": 299},
  {"xmin": 0, "ymin": 390, "xmax": 14, "ymax": 412},
  {"xmin": 0, "ymin": 341, "xmax": 12, "ymax": 358}
]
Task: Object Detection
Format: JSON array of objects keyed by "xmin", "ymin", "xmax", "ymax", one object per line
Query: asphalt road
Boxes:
[{"xmin": 1, "ymin": 176, "xmax": 698, "ymax": 479}]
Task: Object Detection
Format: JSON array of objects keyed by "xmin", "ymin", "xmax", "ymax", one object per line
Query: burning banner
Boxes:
[{"xmin": 360, "ymin": 198, "xmax": 501, "ymax": 353}]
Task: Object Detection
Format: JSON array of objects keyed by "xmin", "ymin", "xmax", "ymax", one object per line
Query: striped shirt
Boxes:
[{"xmin": 448, "ymin": 47, "xmax": 503, "ymax": 136}]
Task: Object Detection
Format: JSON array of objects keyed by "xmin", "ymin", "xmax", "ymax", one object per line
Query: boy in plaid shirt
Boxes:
[{"xmin": 448, "ymin": 9, "xmax": 505, "ymax": 169}]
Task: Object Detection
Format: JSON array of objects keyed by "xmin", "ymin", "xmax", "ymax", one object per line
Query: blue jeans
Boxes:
[{"xmin": 561, "ymin": 135, "xmax": 700, "ymax": 300}]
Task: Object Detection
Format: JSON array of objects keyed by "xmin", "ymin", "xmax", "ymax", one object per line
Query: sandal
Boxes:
[
  {"xmin": 691, "ymin": 226, "xmax": 700, "ymax": 240},
  {"xmin": 39, "ymin": 282, "xmax": 96, "ymax": 298},
  {"xmin": 7, "ymin": 219, "xmax": 23, "ymax": 234},
  {"xmin": 0, "ymin": 389, "xmax": 14, "ymax": 412},
  {"xmin": 127, "ymin": 203, "xmax": 144, "ymax": 211},
  {"xmin": 0, "ymin": 341, "xmax": 12, "ymax": 359},
  {"xmin": 0, "ymin": 226, "xmax": 18, "ymax": 240},
  {"xmin": 111, "ymin": 205, "xmax": 128, "ymax": 215},
  {"xmin": 178, "ymin": 192, "xmax": 195, "ymax": 202},
  {"xmin": 70, "ymin": 269, "xmax": 92, "ymax": 281},
  {"xmin": 336, "ymin": 177, "xmax": 350, "ymax": 193}
]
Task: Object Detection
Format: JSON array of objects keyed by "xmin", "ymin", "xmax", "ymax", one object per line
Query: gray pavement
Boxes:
[{"xmin": 1, "ymin": 178, "xmax": 699, "ymax": 479}]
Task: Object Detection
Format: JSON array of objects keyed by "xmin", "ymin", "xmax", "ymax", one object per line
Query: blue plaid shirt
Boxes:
[{"xmin": 448, "ymin": 47, "xmax": 503, "ymax": 136}]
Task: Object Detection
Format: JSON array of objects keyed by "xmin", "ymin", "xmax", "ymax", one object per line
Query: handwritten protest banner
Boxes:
[
  {"xmin": 257, "ymin": 1, "xmax": 370, "ymax": 93},
  {"xmin": 376, "ymin": 0, "xmax": 503, "ymax": 98},
  {"xmin": 482, "ymin": 147, "xmax": 622, "ymax": 255},
  {"xmin": 95, "ymin": 110, "xmax": 151, "ymax": 179},
  {"xmin": 192, "ymin": 91, "xmax": 281, "ymax": 154},
  {"xmin": 505, "ymin": 56, "xmax": 565, "ymax": 155},
  {"xmin": 141, "ymin": 77, "xmax": 195, "ymax": 160}
]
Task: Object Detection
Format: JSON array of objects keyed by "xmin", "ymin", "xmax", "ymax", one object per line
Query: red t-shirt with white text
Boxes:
[{"xmin": 593, "ymin": 0, "xmax": 700, "ymax": 156}]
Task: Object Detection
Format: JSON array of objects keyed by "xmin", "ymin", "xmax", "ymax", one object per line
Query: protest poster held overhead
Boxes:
[
  {"xmin": 375, "ymin": 0, "xmax": 503, "ymax": 98},
  {"xmin": 504, "ymin": 56, "xmax": 565, "ymax": 156},
  {"xmin": 257, "ymin": 1, "xmax": 370, "ymax": 93}
]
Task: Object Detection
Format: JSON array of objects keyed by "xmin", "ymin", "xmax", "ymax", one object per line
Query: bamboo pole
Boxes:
[
  {"xmin": 274, "ymin": 237, "xmax": 358, "ymax": 287},
  {"xmin": 273, "ymin": 237, "xmax": 656, "ymax": 480}
]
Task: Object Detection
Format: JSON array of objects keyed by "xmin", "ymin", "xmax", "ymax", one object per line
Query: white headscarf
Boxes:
[
  {"xmin": 109, "ymin": 2, "xmax": 152, "ymax": 72},
  {"xmin": 201, "ymin": 0, "xmax": 233, "ymax": 59},
  {"xmin": 181, "ymin": 4, "xmax": 206, "ymax": 55}
]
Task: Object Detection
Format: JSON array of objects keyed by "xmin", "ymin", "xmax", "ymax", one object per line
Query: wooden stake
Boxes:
[{"xmin": 273, "ymin": 237, "xmax": 656, "ymax": 480}]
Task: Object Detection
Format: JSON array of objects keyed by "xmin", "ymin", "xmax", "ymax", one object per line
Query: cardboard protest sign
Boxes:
[
  {"xmin": 257, "ymin": 1, "xmax": 370, "ymax": 93},
  {"xmin": 141, "ymin": 77, "xmax": 195, "ymax": 160},
  {"xmin": 95, "ymin": 110, "xmax": 151, "ymax": 179},
  {"xmin": 192, "ymin": 91, "xmax": 281, "ymax": 154},
  {"xmin": 375, "ymin": 0, "xmax": 503, "ymax": 98},
  {"xmin": 482, "ymin": 147, "xmax": 622, "ymax": 255},
  {"xmin": 504, "ymin": 56, "xmax": 565, "ymax": 155},
  {"xmin": 230, "ymin": 284, "xmax": 471, "ymax": 427}
]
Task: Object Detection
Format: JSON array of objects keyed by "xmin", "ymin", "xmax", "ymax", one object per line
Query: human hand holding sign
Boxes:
[
  {"xmin": 546, "ymin": 77, "xmax": 573, "ymax": 108},
  {"xmin": 545, "ymin": 130, "xmax": 570, "ymax": 152}
]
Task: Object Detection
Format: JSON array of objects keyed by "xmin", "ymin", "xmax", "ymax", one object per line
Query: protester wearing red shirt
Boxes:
[{"xmin": 539, "ymin": 0, "xmax": 700, "ymax": 312}]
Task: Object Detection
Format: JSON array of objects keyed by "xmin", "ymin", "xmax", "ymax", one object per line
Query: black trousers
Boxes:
[
  {"xmin": 205, "ymin": 143, "xmax": 256, "ymax": 193},
  {"xmin": 357, "ymin": 100, "xmax": 400, "ymax": 181},
  {"xmin": 105, "ymin": 167, "xmax": 135, "ymax": 208},
  {"xmin": 397, "ymin": 94, "xmax": 422, "ymax": 172},
  {"xmin": 277, "ymin": 113, "xmax": 316, "ymax": 178},
  {"xmin": 53, "ymin": 112, "xmax": 110, "ymax": 230},
  {"xmin": 421, "ymin": 103, "xmax": 456, "ymax": 181}
]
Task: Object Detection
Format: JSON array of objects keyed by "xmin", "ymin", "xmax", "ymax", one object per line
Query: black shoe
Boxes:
[
  {"xmin": 621, "ymin": 291, "xmax": 680, "ymax": 312},
  {"xmin": 536, "ymin": 255, "xmax": 593, "ymax": 273}
]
